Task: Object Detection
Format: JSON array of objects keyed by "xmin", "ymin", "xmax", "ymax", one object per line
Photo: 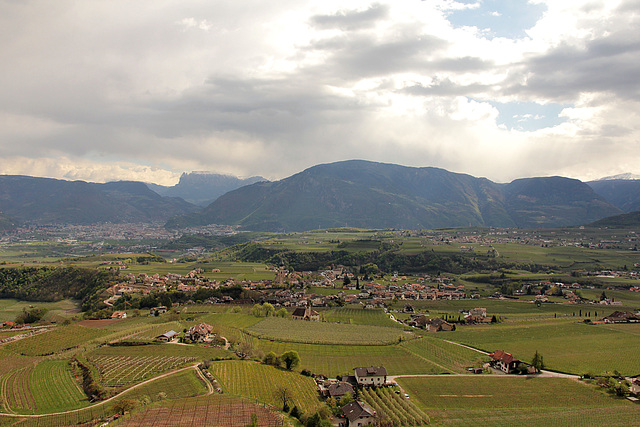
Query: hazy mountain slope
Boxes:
[
  {"xmin": 587, "ymin": 210, "xmax": 640, "ymax": 228},
  {"xmin": 149, "ymin": 172, "xmax": 267, "ymax": 206},
  {"xmin": 587, "ymin": 179, "xmax": 640, "ymax": 213},
  {"xmin": 168, "ymin": 160, "xmax": 517, "ymax": 231},
  {"xmin": 504, "ymin": 177, "xmax": 622, "ymax": 228},
  {"xmin": 171, "ymin": 160, "xmax": 625, "ymax": 231},
  {"xmin": 0, "ymin": 176, "xmax": 198, "ymax": 224}
]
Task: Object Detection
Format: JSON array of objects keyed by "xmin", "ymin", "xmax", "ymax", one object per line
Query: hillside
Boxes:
[
  {"xmin": 148, "ymin": 172, "xmax": 267, "ymax": 206},
  {"xmin": 167, "ymin": 160, "xmax": 621, "ymax": 231},
  {"xmin": 0, "ymin": 176, "xmax": 198, "ymax": 225},
  {"xmin": 587, "ymin": 179, "xmax": 640, "ymax": 213},
  {"xmin": 587, "ymin": 210, "xmax": 640, "ymax": 229}
]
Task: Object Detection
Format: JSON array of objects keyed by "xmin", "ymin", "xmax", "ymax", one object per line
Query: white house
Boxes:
[{"xmin": 354, "ymin": 366, "xmax": 387, "ymax": 386}]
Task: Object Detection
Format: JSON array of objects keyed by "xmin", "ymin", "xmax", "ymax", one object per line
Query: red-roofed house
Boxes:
[{"xmin": 489, "ymin": 350, "xmax": 521, "ymax": 374}]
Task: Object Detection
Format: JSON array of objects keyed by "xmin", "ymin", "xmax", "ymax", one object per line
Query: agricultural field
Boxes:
[
  {"xmin": 399, "ymin": 376, "xmax": 640, "ymax": 426},
  {"xmin": 3, "ymin": 325, "xmax": 108, "ymax": 356},
  {"xmin": 323, "ymin": 306, "xmax": 404, "ymax": 328},
  {"xmin": 207, "ymin": 360, "xmax": 322, "ymax": 415},
  {"xmin": 89, "ymin": 342, "xmax": 233, "ymax": 360},
  {"xmin": 116, "ymin": 395, "xmax": 284, "ymax": 427},
  {"xmin": 361, "ymin": 386, "xmax": 429, "ymax": 426},
  {"xmin": 0, "ymin": 299, "xmax": 80, "ymax": 323},
  {"xmin": 122, "ymin": 368, "xmax": 208, "ymax": 402},
  {"xmin": 88, "ymin": 355, "xmax": 198, "ymax": 388},
  {"xmin": 246, "ymin": 317, "xmax": 412, "ymax": 345},
  {"xmin": 438, "ymin": 318, "xmax": 640, "ymax": 376},
  {"xmin": 256, "ymin": 339, "xmax": 453, "ymax": 378}
]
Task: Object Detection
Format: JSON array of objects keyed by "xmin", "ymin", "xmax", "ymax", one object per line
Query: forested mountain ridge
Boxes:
[{"xmin": 167, "ymin": 160, "xmax": 622, "ymax": 231}]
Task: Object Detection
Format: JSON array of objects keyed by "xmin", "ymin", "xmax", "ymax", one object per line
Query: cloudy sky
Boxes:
[{"xmin": 1, "ymin": 0, "xmax": 639, "ymax": 185}]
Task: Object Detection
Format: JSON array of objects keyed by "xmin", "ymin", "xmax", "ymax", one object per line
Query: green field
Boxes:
[
  {"xmin": 438, "ymin": 318, "xmax": 640, "ymax": 376},
  {"xmin": 246, "ymin": 317, "xmax": 412, "ymax": 345},
  {"xmin": 4, "ymin": 325, "xmax": 108, "ymax": 356},
  {"xmin": 399, "ymin": 376, "xmax": 640, "ymax": 426},
  {"xmin": 0, "ymin": 299, "xmax": 80, "ymax": 323},
  {"xmin": 362, "ymin": 386, "xmax": 429, "ymax": 426},
  {"xmin": 324, "ymin": 306, "xmax": 404, "ymax": 328},
  {"xmin": 208, "ymin": 360, "xmax": 322, "ymax": 414}
]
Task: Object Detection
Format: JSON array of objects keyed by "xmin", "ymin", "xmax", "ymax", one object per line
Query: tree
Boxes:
[
  {"xmin": 113, "ymin": 398, "xmax": 137, "ymax": 415},
  {"xmin": 263, "ymin": 302, "xmax": 275, "ymax": 317},
  {"xmin": 274, "ymin": 386, "xmax": 292, "ymax": 411},
  {"xmin": 531, "ymin": 350, "xmax": 544, "ymax": 371},
  {"xmin": 275, "ymin": 307, "xmax": 289, "ymax": 318},
  {"xmin": 263, "ymin": 351, "xmax": 280, "ymax": 367},
  {"xmin": 281, "ymin": 350, "xmax": 300, "ymax": 370}
]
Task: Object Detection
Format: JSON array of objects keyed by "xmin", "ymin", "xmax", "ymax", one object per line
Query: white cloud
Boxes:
[{"xmin": 0, "ymin": 0, "xmax": 638, "ymax": 185}]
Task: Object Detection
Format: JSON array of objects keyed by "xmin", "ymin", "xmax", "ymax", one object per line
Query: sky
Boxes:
[{"xmin": 1, "ymin": 0, "xmax": 639, "ymax": 185}]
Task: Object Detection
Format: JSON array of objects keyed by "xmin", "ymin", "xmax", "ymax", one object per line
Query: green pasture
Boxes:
[
  {"xmin": 438, "ymin": 318, "xmax": 640, "ymax": 376},
  {"xmin": 324, "ymin": 306, "xmax": 403, "ymax": 328},
  {"xmin": 246, "ymin": 317, "xmax": 411, "ymax": 345},
  {"xmin": 208, "ymin": 360, "xmax": 322, "ymax": 414},
  {"xmin": 399, "ymin": 376, "xmax": 640, "ymax": 427},
  {"xmin": 0, "ymin": 299, "xmax": 80, "ymax": 323}
]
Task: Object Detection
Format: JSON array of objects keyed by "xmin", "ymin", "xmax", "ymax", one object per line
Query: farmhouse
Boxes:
[
  {"xmin": 325, "ymin": 381, "xmax": 354, "ymax": 399},
  {"xmin": 149, "ymin": 306, "xmax": 167, "ymax": 316},
  {"xmin": 425, "ymin": 318, "xmax": 454, "ymax": 332},
  {"xmin": 185, "ymin": 323, "xmax": 215, "ymax": 342},
  {"xmin": 291, "ymin": 304, "xmax": 319, "ymax": 321},
  {"xmin": 602, "ymin": 311, "xmax": 639, "ymax": 323},
  {"xmin": 630, "ymin": 378, "xmax": 640, "ymax": 395},
  {"xmin": 489, "ymin": 350, "xmax": 521, "ymax": 374},
  {"xmin": 155, "ymin": 330, "xmax": 178, "ymax": 342},
  {"xmin": 342, "ymin": 401, "xmax": 377, "ymax": 427},
  {"xmin": 354, "ymin": 366, "xmax": 387, "ymax": 386}
]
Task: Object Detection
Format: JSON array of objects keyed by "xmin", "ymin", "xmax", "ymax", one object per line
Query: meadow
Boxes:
[
  {"xmin": 246, "ymin": 317, "xmax": 411, "ymax": 345},
  {"xmin": 399, "ymin": 376, "xmax": 640, "ymax": 426},
  {"xmin": 437, "ymin": 318, "xmax": 640, "ymax": 376}
]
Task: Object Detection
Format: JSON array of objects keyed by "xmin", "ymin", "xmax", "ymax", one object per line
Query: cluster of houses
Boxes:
[
  {"xmin": 316, "ymin": 366, "xmax": 388, "ymax": 427},
  {"xmin": 403, "ymin": 307, "xmax": 492, "ymax": 331},
  {"xmin": 153, "ymin": 322, "xmax": 217, "ymax": 344}
]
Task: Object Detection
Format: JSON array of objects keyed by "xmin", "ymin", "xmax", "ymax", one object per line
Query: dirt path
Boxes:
[{"xmin": 0, "ymin": 363, "xmax": 202, "ymax": 419}]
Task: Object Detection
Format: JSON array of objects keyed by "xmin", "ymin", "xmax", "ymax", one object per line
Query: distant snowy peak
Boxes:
[{"xmin": 597, "ymin": 173, "xmax": 640, "ymax": 181}]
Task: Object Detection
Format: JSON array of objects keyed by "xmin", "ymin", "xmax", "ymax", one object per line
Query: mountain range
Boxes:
[
  {"xmin": 147, "ymin": 172, "xmax": 266, "ymax": 206},
  {"xmin": 166, "ymin": 160, "xmax": 627, "ymax": 231},
  {"xmin": 0, "ymin": 176, "xmax": 198, "ymax": 226},
  {"xmin": 1, "ymin": 161, "xmax": 639, "ymax": 231}
]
